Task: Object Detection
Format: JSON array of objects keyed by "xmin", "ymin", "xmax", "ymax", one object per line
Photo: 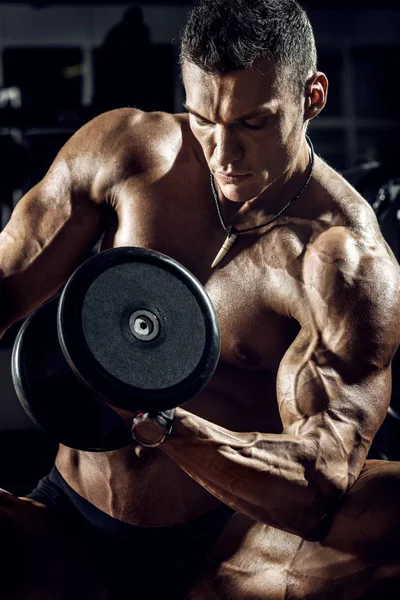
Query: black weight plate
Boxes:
[
  {"xmin": 11, "ymin": 296, "xmax": 132, "ymax": 451},
  {"xmin": 58, "ymin": 247, "xmax": 220, "ymax": 412}
]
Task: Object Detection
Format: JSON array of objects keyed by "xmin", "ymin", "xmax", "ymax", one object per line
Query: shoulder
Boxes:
[
  {"xmin": 304, "ymin": 224, "xmax": 400, "ymax": 300},
  {"xmin": 304, "ymin": 158, "xmax": 397, "ymax": 280},
  {"xmin": 41, "ymin": 109, "xmax": 193, "ymax": 202},
  {"xmin": 59, "ymin": 108, "xmax": 187, "ymax": 168},
  {"xmin": 311, "ymin": 158, "xmax": 379, "ymax": 228},
  {"xmin": 300, "ymin": 222, "xmax": 400, "ymax": 368}
]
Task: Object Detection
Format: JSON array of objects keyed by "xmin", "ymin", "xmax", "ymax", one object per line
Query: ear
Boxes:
[{"xmin": 303, "ymin": 72, "xmax": 328, "ymax": 122}]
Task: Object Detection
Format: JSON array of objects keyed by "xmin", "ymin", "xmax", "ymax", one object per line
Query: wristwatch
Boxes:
[{"xmin": 131, "ymin": 408, "xmax": 176, "ymax": 448}]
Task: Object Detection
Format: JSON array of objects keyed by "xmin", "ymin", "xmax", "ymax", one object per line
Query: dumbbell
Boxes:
[{"xmin": 12, "ymin": 247, "xmax": 220, "ymax": 451}]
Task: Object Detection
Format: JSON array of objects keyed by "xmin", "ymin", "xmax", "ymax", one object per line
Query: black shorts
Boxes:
[{"xmin": 27, "ymin": 467, "xmax": 234, "ymax": 599}]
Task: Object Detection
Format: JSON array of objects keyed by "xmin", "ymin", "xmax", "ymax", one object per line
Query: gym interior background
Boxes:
[{"xmin": 0, "ymin": 0, "xmax": 399, "ymax": 495}]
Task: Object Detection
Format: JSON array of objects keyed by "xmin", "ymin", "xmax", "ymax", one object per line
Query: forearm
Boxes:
[{"xmin": 161, "ymin": 408, "xmax": 337, "ymax": 538}]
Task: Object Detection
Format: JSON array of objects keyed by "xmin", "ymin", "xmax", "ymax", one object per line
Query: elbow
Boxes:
[
  {"xmin": 297, "ymin": 479, "xmax": 346, "ymax": 542},
  {"xmin": 266, "ymin": 472, "xmax": 347, "ymax": 541},
  {"xmin": 294, "ymin": 443, "xmax": 349, "ymax": 541},
  {"xmin": 273, "ymin": 500, "xmax": 337, "ymax": 542},
  {"xmin": 253, "ymin": 487, "xmax": 342, "ymax": 541},
  {"xmin": 298, "ymin": 505, "xmax": 336, "ymax": 542}
]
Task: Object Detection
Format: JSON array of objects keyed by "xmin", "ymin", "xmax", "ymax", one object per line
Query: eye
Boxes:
[
  {"xmin": 194, "ymin": 116, "xmax": 212, "ymax": 127},
  {"xmin": 188, "ymin": 112, "xmax": 212, "ymax": 127},
  {"xmin": 241, "ymin": 118, "xmax": 268, "ymax": 131}
]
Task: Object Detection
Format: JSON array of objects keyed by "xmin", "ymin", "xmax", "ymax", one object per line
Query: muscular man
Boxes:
[{"xmin": 0, "ymin": 0, "xmax": 399, "ymax": 598}]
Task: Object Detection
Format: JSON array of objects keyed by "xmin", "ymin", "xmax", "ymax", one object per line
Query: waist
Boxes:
[
  {"xmin": 56, "ymin": 444, "xmax": 222, "ymax": 526},
  {"xmin": 27, "ymin": 464, "xmax": 235, "ymax": 599}
]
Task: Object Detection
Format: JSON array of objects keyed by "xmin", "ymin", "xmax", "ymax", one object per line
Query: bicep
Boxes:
[
  {"xmin": 277, "ymin": 325, "xmax": 393, "ymax": 491},
  {"xmin": 0, "ymin": 166, "xmax": 106, "ymax": 331},
  {"xmin": 276, "ymin": 227, "xmax": 400, "ymax": 488}
]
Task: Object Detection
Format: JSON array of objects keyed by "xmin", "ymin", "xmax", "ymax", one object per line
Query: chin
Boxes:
[{"xmin": 221, "ymin": 181, "xmax": 262, "ymax": 203}]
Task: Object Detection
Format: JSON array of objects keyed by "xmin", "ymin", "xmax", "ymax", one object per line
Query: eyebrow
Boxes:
[{"xmin": 183, "ymin": 103, "xmax": 273, "ymax": 123}]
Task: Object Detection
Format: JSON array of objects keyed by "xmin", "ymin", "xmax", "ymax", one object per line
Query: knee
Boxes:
[{"xmin": 352, "ymin": 460, "xmax": 400, "ymax": 509}]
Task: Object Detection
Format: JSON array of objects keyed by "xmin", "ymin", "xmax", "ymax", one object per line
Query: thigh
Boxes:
[
  {"xmin": 285, "ymin": 459, "xmax": 400, "ymax": 599},
  {"xmin": 0, "ymin": 489, "xmax": 107, "ymax": 600},
  {"xmin": 187, "ymin": 460, "xmax": 400, "ymax": 600}
]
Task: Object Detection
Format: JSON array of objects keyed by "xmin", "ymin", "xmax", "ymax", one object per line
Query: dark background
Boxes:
[{"xmin": 0, "ymin": 1, "xmax": 399, "ymax": 495}]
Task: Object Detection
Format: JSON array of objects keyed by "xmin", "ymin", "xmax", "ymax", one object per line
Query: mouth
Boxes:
[{"xmin": 215, "ymin": 172, "xmax": 251, "ymax": 184}]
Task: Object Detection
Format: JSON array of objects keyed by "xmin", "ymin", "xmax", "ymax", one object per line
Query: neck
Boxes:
[
  {"xmin": 209, "ymin": 137, "xmax": 314, "ymax": 268},
  {"xmin": 217, "ymin": 137, "xmax": 313, "ymax": 229},
  {"xmin": 254, "ymin": 138, "xmax": 311, "ymax": 207}
]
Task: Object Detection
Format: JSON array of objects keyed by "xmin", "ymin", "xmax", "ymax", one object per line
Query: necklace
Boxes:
[{"xmin": 210, "ymin": 136, "xmax": 315, "ymax": 268}]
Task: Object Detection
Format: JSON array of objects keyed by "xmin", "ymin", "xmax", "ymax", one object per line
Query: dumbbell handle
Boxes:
[{"xmin": 131, "ymin": 409, "xmax": 176, "ymax": 448}]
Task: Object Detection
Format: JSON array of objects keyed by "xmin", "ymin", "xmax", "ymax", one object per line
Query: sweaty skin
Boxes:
[{"xmin": 0, "ymin": 59, "xmax": 400, "ymax": 598}]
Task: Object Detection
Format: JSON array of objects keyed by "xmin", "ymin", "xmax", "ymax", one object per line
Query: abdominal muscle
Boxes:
[
  {"xmin": 56, "ymin": 440, "xmax": 221, "ymax": 526},
  {"xmin": 55, "ymin": 366, "xmax": 282, "ymax": 527}
]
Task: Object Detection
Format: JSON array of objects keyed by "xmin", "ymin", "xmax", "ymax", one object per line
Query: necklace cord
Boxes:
[{"xmin": 210, "ymin": 136, "xmax": 315, "ymax": 237}]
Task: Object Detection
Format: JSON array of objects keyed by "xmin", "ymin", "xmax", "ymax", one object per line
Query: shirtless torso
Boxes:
[
  {"xmin": 0, "ymin": 58, "xmax": 400, "ymax": 599},
  {"xmin": 44, "ymin": 107, "xmax": 390, "ymax": 528}
]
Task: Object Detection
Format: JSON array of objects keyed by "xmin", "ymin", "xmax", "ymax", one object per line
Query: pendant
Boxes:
[{"xmin": 211, "ymin": 232, "xmax": 238, "ymax": 268}]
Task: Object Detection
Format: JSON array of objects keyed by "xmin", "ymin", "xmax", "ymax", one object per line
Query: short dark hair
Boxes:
[{"xmin": 180, "ymin": 0, "xmax": 317, "ymax": 97}]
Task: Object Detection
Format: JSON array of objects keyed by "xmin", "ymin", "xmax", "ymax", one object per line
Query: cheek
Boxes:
[
  {"xmin": 191, "ymin": 127, "xmax": 212, "ymax": 156},
  {"xmin": 266, "ymin": 116, "xmax": 303, "ymax": 162},
  {"xmin": 278, "ymin": 106, "xmax": 304, "ymax": 141},
  {"xmin": 250, "ymin": 136, "xmax": 295, "ymax": 177},
  {"xmin": 247, "ymin": 137, "xmax": 277, "ymax": 167}
]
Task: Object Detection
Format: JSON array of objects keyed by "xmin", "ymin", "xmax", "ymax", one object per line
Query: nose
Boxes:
[{"xmin": 211, "ymin": 125, "xmax": 243, "ymax": 170}]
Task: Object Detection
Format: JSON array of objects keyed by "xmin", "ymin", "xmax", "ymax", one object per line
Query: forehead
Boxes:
[{"xmin": 182, "ymin": 59, "xmax": 286, "ymax": 121}]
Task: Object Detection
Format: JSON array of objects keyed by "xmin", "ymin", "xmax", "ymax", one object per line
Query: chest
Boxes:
[{"xmin": 104, "ymin": 173, "xmax": 307, "ymax": 371}]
